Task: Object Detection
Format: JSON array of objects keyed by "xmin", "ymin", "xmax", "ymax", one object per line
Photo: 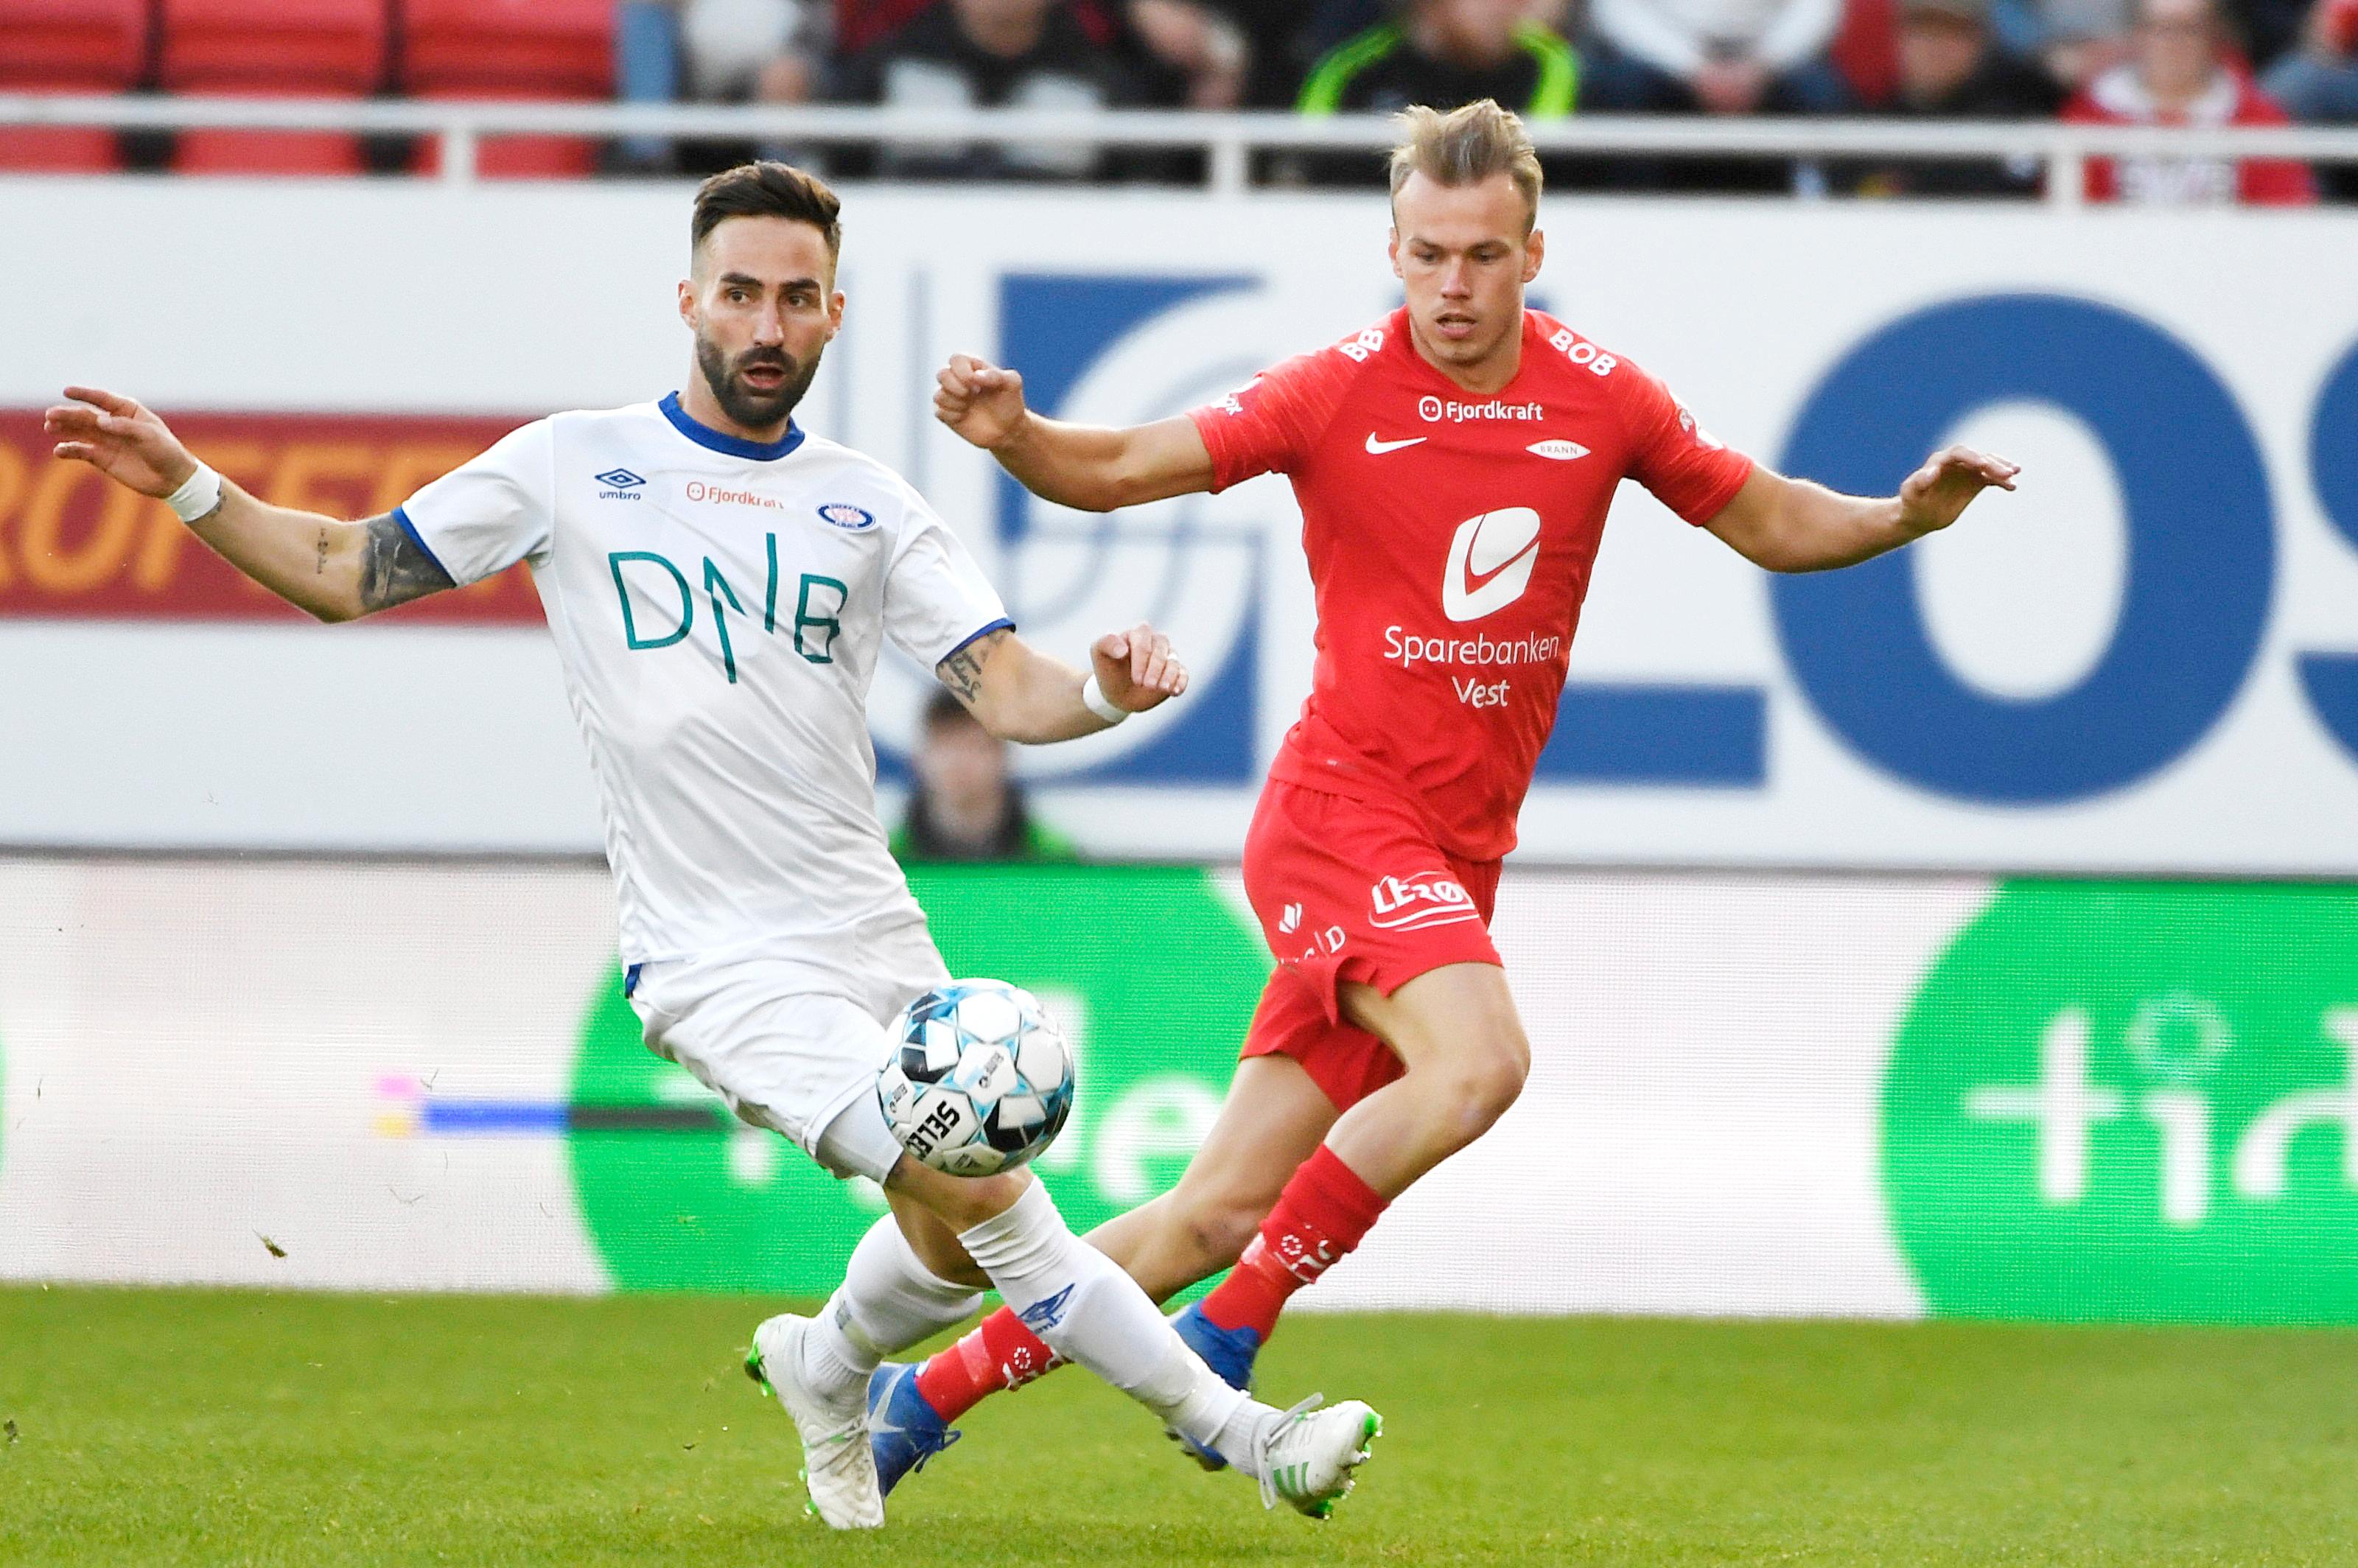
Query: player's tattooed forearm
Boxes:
[
  {"xmin": 315, "ymin": 527, "xmax": 330, "ymax": 576},
  {"xmin": 936, "ymin": 627, "xmax": 1010, "ymax": 707},
  {"xmin": 357, "ymin": 514, "xmax": 455, "ymax": 612}
]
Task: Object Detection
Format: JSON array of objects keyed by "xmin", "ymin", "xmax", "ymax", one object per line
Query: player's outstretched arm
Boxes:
[
  {"xmin": 43, "ymin": 387, "xmax": 454, "ymax": 622},
  {"xmin": 934, "ymin": 354, "xmax": 1217, "ymax": 513},
  {"xmin": 937, "ymin": 623, "xmax": 1188, "ymax": 744},
  {"xmin": 1703, "ymin": 445, "xmax": 2021, "ymax": 573}
]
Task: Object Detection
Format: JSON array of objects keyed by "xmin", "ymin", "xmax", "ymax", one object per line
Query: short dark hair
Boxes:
[{"xmin": 690, "ymin": 161, "xmax": 842, "ymax": 262}]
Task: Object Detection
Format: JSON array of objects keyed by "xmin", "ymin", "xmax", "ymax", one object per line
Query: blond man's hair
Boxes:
[{"xmin": 1388, "ymin": 100, "xmax": 1544, "ymax": 231}]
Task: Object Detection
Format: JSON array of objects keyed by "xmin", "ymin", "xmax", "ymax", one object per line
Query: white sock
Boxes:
[
  {"xmin": 802, "ymin": 1216, "xmax": 987, "ymax": 1402},
  {"xmin": 956, "ymin": 1181, "xmax": 1278, "ymax": 1477}
]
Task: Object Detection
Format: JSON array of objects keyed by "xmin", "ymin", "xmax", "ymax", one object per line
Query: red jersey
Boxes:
[
  {"xmin": 1188, "ymin": 307, "xmax": 1754, "ymax": 861},
  {"xmin": 2063, "ymin": 64, "xmax": 2316, "ymax": 206}
]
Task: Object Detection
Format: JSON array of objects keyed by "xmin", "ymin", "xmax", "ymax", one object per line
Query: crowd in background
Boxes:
[{"xmin": 615, "ymin": 0, "xmax": 2357, "ymax": 198}]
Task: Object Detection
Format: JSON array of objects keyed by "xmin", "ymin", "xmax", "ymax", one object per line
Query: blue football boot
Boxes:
[
  {"xmin": 866, "ymin": 1362, "xmax": 960, "ymax": 1498},
  {"xmin": 1166, "ymin": 1301, "xmax": 1264, "ymax": 1472}
]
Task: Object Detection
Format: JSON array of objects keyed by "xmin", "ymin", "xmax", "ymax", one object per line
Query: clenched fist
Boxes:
[{"xmin": 935, "ymin": 354, "xmax": 1031, "ymax": 451}]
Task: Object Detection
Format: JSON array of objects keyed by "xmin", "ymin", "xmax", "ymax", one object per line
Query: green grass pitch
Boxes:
[{"xmin": 3, "ymin": 1287, "xmax": 2354, "ymax": 1566}]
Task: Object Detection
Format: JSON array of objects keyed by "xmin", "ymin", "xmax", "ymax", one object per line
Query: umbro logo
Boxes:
[{"xmin": 595, "ymin": 468, "xmax": 646, "ymax": 499}]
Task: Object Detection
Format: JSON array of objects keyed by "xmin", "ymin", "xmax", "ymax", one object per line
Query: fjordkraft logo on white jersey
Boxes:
[
  {"xmin": 1441, "ymin": 507, "xmax": 1543, "ymax": 623},
  {"xmin": 1369, "ymin": 872, "xmax": 1480, "ymax": 931}
]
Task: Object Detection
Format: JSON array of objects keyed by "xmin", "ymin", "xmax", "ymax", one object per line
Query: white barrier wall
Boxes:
[
  {"xmin": 4, "ymin": 855, "xmax": 2354, "ymax": 1323},
  {"xmin": 4, "ymin": 182, "xmax": 2357, "ymax": 872}
]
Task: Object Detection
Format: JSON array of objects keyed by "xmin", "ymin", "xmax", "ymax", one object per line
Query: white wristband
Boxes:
[
  {"xmin": 164, "ymin": 462, "xmax": 224, "ymax": 524},
  {"xmin": 1080, "ymin": 673, "xmax": 1129, "ymax": 725}
]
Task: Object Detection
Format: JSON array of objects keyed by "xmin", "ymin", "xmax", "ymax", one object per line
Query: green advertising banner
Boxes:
[
  {"xmin": 1883, "ymin": 880, "xmax": 2358, "ymax": 1324},
  {"xmin": 568, "ymin": 864, "xmax": 1272, "ymax": 1294}
]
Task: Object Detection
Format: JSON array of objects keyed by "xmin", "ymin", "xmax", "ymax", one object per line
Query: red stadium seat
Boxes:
[
  {"xmin": 158, "ymin": 0, "xmax": 389, "ymax": 93},
  {"xmin": 401, "ymin": 0, "xmax": 612, "ymax": 97},
  {"xmin": 0, "ymin": 0, "xmax": 144, "ymax": 172},
  {"xmin": 157, "ymin": 1, "xmax": 385, "ymax": 175},
  {"xmin": 400, "ymin": 0, "xmax": 612, "ymax": 180},
  {"xmin": 0, "ymin": 124, "xmax": 124, "ymax": 170},
  {"xmin": 0, "ymin": 0, "xmax": 150, "ymax": 88},
  {"xmin": 172, "ymin": 125, "xmax": 367, "ymax": 174},
  {"xmin": 410, "ymin": 88, "xmax": 601, "ymax": 180}
]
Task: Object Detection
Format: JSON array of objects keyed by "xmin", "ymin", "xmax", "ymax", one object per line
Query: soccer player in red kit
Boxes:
[{"xmin": 866, "ymin": 98, "xmax": 2021, "ymax": 1492}]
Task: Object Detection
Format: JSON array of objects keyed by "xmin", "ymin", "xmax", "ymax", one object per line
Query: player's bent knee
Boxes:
[
  {"xmin": 1435, "ymin": 1035, "xmax": 1530, "ymax": 1141},
  {"xmin": 1175, "ymin": 1191, "xmax": 1266, "ymax": 1273}
]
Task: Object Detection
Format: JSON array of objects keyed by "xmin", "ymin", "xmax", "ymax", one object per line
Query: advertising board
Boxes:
[
  {"xmin": 4, "ymin": 856, "xmax": 2351, "ymax": 1323},
  {"xmin": 2, "ymin": 183, "xmax": 2354, "ymax": 872}
]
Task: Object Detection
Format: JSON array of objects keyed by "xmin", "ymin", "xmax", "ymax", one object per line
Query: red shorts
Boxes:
[{"xmin": 1238, "ymin": 780, "xmax": 1502, "ymax": 1110}]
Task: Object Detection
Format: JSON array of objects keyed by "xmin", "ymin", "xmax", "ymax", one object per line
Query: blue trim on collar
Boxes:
[{"xmin": 660, "ymin": 392, "xmax": 805, "ymax": 461}]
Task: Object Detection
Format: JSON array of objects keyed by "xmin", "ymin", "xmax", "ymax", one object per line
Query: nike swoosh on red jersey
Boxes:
[{"xmin": 1364, "ymin": 433, "xmax": 1427, "ymax": 454}]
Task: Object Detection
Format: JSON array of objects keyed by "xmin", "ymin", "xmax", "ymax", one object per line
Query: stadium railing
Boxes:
[{"xmin": 5, "ymin": 96, "xmax": 2358, "ymax": 206}]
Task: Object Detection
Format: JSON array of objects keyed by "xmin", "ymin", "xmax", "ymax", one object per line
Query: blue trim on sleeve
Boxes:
[
  {"xmin": 941, "ymin": 617, "xmax": 1015, "ymax": 664},
  {"xmin": 659, "ymin": 391, "xmax": 805, "ymax": 461},
  {"xmin": 390, "ymin": 505, "xmax": 453, "ymax": 581}
]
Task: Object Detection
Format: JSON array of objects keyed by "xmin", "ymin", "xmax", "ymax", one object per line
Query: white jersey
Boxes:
[{"xmin": 398, "ymin": 394, "xmax": 1009, "ymax": 990}]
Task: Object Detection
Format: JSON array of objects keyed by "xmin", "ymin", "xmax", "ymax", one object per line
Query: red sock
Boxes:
[
  {"xmin": 1200, "ymin": 1144, "xmax": 1387, "ymax": 1343},
  {"xmin": 914, "ymin": 1306, "xmax": 1060, "ymax": 1422}
]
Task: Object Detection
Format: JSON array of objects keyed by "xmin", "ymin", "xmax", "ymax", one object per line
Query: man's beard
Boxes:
[{"xmin": 695, "ymin": 332, "xmax": 822, "ymax": 433}]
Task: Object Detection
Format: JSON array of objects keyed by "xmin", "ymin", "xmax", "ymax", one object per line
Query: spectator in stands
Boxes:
[
  {"xmin": 612, "ymin": 0, "xmax": 829, "ymax": 171},
  {"xmin": 2065, "ymin": 0, "xmax": 2317, "ymax": 200},
  {"xmin": 2264, "ymin": 0, "xmax": 2358, "ymax": 121},
  {"xmin": 829, "ymin": 0, "xmax": 1146, "ymax": 178},
  {"xmin": 1583, "ymin": 0, "xmax": 1855, "ymax": 112},
  {"xmin": 1296, "ymin": 0, "xmax": 1579, "ymax": 116},
  {"xmin": 1853, "ymin": 0, "xmax": 2063, "ymax": 195},
  {"xmin": 2036, "ymin": 0, "xmax": 2131, "ymax": 91},
  {"xmin": 894, "ymin": 690, "xmax": 1076, "ymax": 862},
  {"xmin": 688, "ymin": 0, "xmax": 831, "ymax": 105},
  {"xmin": 1124, "ymin": 0, "xmax": 1253, "ymax": 107},
  {"xmin": 2230, "ymin": 0, "xmax": 2315, "ymax": 67},
  {"xmin": 839, "ymin": 0, "xmax": 1250, "ymax": 111}
]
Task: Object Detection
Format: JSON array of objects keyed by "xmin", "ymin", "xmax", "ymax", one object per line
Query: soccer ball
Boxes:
[{"xmin": 876, "ymin": 979, "xmax": 1074, "ymax": 1177}]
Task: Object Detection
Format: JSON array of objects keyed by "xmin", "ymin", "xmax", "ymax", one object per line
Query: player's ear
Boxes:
[
  {"xmin": 1523, "ymin": 229, "xmax": 1544, "ymax": 282},
  {"xmin": 827, "ymin": 289, "xmax": 846, "ymax": 340},
  {"xmin": 676, "ymin": 278, "xmax": 696, "ymax": 329},
  {"xmin": 1387, "ymin": 227, "xmax": 1404, "ymax": 281}
]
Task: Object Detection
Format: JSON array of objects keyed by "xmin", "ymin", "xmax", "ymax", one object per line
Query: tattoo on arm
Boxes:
[
  {"xmin": 356, "ymin": 514, "xmax": 456, "ymax": 613},
  {"xmin": 315, "ymin": 527, "xmax": 329, "ymax": 576},
  {"xmin": 935, "ymin": 627, "xmax": 1011, "ymax": 710}
]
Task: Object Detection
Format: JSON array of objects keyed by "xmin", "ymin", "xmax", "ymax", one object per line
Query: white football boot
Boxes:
[
  {"xmin": 1253, "ymin": 1394, "xmax": 1383, "ymax": 1520},
  {"xmin": 744, "ymin": 1313, "xmax": 884, "ymax": 1530}
]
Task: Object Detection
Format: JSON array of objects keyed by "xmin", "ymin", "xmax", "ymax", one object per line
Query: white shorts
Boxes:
[{"xmin": 626, "ymin": 950, "xmax": 945, "ymax": 1184}]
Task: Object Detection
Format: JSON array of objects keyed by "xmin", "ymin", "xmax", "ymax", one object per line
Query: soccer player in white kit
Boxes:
[{"xmin": 44, "ymin": 161, "xmax": 1382, "ymax": 1530}]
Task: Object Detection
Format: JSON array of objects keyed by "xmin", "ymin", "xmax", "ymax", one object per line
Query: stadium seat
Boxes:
[
  {"xmin": 0, "ymin": 0, "xmax": 150, "ymax": 87},
  {"xmin": 0, "ymin": 124, "xmax": 124, "ymax": 171},
  {"xmin": 402, "ymin": 0, "xmax": 612, "ymax": 180},
  {"xmin": 1830, "ymin": 0, "xmax": 1900, "ymax": 108},
  {"xmin": 158, "ymin": 0, "xmax": 389, "ymax": 93},
  {"xmin": 158, "ymin": 0, "xmax": 387, "ymax": 175},
  {"xmin": 172, "ymin": 124, "xmax": 368, "ymax": 175},
  {"xmin": 0, "ymin": 0, "xmax": 147, "ymax": 171},
  {"xmin": 402, "ymin": 0, "xmax": 612, "ymax": 97},
  {"xmin": 408, "ymin": 91, "xmax": 603, "ymax": 179}
]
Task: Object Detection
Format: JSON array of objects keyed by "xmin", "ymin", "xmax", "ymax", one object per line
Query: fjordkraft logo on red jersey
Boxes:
[
  {"xmin": 1441, "ymin": 506, "xmax": 1542, "ymax": 622},
  {"xmin": 1368, "ymin": 872, "xmax": 1480, "ymax": 931}
]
